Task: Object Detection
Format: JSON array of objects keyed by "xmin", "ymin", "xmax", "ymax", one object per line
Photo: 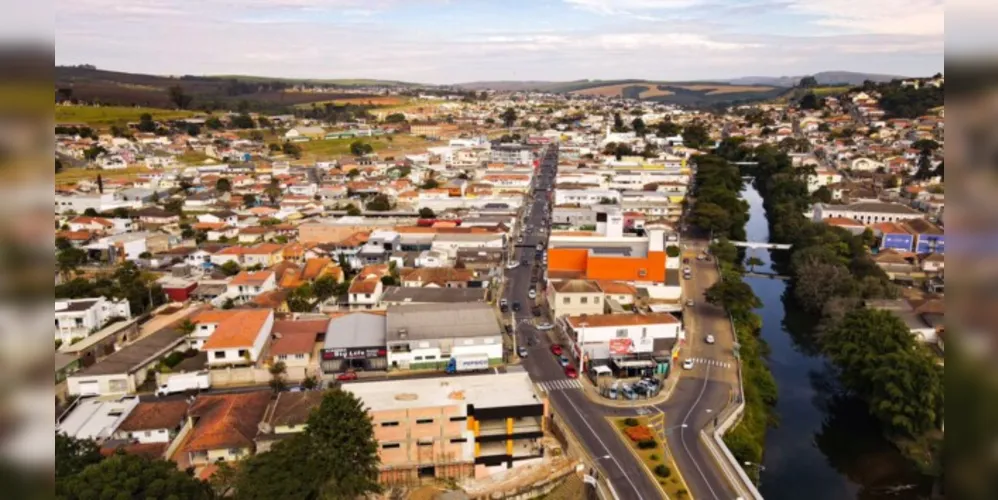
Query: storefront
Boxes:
[{"xmin": 320, "ymin": 346, "xmax": 388, "ymax": 373}]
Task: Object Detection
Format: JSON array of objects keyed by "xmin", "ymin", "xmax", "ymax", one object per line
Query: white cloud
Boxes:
[
  {"xmin": 787, "ymin": 0, "xmax": 944, "ymax": 36},
  {"xmin": 564, "ymin": 0, "xmax": 703, "ymax": 15}
]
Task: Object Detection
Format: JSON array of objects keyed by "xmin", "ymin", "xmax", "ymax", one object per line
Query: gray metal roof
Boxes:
[
  {"xmin": 73, "ymin": 327, "xmax": 185, "ymax": 377},
  {"xmin": 386, "ymin": 303, "xmax": 501, "ymax": 342},
  {"xmin": 323, "ymin": 313, "xmax": 387, "ymax": 349},
  {"xmin": 381, "ymin": 286, "xmax": 488, "ymax": 304}
]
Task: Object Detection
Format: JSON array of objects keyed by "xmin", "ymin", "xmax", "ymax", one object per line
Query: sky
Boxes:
[{"xmin": 53, "ymin": 0, "xmax": 944, "ymax": 84}]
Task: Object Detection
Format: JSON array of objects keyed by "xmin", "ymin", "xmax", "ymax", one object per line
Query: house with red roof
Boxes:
[{"xmin": 181, "ymin": 391, "xmax": 271, "ymax": 466}]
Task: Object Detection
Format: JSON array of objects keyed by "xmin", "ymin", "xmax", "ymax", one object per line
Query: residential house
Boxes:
[
  {"xmin": 112, "ymin": 399, "xmax": 190, "ymax": 445},
  {"xmin": 183, "ymin": 391, "xmax": 271, "ymax": 465},
  {"xmin": 399, "ymin": 267, "xmax": 476, "ymax": 288},
  {"xmin": 227, "ymin": 270, "xmax": 277, "ymax": 303},
  {"xmin": 199, "ymin": 309, "xmax": 275, "ymax": 366},
  {"xmin": 243, "ymin": 243, "xmax": 285, "ymax": 268},
  {"xmin": 269, "ymin": 319, "xmax": 327, "ymax": 370},
  {"xmin": 55, "ymin": 298, "xmax": 132, "ymax": 344},
  {"xmin": 547, "ymin": 280, "xmax": 604, "ymax": 319}
]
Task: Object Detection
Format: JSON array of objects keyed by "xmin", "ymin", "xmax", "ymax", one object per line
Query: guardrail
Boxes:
[{"xmin": 703, "ymin": 257, "xmax": 764, "ymax": 500}]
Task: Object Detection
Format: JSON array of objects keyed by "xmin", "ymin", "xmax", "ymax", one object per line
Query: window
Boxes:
[
  {"xmin": 382, "ymin": 443, "xmax": 401, "ymax": 449},
  {"xmin": 414, "ymin": 356, "xmax": 423, "ymax": 361},
  {"xmin": 238, "ymin": 349, "xmax": 248, "ymax": 358},
  {"xmin": 277, "ymin": 354, "xmax": 287, "ymax": 360},
  {"xmin": 615, "ymin": 328, "xmax": 628, "ymax": 338},
  {"xmin": 416, "ymin": 418, "xmax": 434, "ymax": 424},
  {"xmin": 450, "ymin": 438, "xmax": 468, "ymax": 443},
  {"xmin": 424, "ymin": 355, "xmax": 436, "ymax": 360},
  {"xmin": 417, "ymin": 440, "xmax": 433, "ymax": 446},
  {"xmin": 449, "ymin": 416, "xmax": 467, "ymax": 422},
  {"xmin": 295, "ymin": 353, "xmax": 305, "ymax": 360},
  {"xmin": 563, "ymin": 297, "xmax": 570, "ymax": 304},
  {"xmin": 594, "ymin": 296, "xmax": 600, "ymax": 303},
  {"xmin": 144, "ymin": 431, "xmax": 152, "ymax": 437},
  {"xmin": 580, "ymin": 297, "xmax": 588, "ymax": 304},
  {"xmin": 365, "ymin": 293, "xmax": 371, "ymax": 299},
  {"xmin": 381, "ymin": 421, "xmax": 400, "ymax": 427},
  {"xmin": 214, "ymin": 351, "xmax": 225, "ymax": 359}
]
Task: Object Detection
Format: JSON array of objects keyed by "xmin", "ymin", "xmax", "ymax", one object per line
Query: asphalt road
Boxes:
[{"xmin": 502, "ymin": 145, "xmax": 743, "ymax": 500}]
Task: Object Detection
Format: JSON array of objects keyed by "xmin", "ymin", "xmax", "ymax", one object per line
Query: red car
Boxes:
[
  {"xmin": 564, "ymin": 365, "xmax": 578, "ymax": 378},
  {"xmin": 336, "ymin": 371, "xmax": 357, "ymax": 381},
  {"xmin": 550, "ymin": 344, "xmax": 563, "ymax": 356}
]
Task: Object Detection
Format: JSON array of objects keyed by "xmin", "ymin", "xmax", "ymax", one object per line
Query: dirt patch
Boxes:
[
  {"xmin": 672, "ymin": 84, "xmax": 774, "ymax": 94},
  {"xmin": 568, "ymin": 84, "xmax": 635, "ymax": 97},
  {"xmin": 638, "ymin": 87, "xmax": 675, "ymax": 98}
]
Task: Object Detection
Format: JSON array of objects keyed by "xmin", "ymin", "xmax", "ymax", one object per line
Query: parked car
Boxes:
[
  {"xmin": 536, "ymin": 322, "xmax": 554, "ymax": 330},
  {"xmin": 500, "ymin": 298, "xmax": 508, "ymax": 312},
  {"xmin": 528, "ymin": 288, "xmax": 537, "ymax": 299},
  {"xmin": 558, "ymin": 355, "xmax": 570, "ymax": 367},
  {"xmin": 505, "ymin": 261, "xmax": 519, "ymax": 270},
  {"xmin": 512, "ymin": 302, "xmax": 521, "ymax": 312},
  {"xmin": 336, "ymin": 371, "xmax": 358, "ymax": 381},
  {"xmin": 621, "ymin": 385, "xmax": 638, "ymax": 400},
  {"xmin": 641, "ymin": 377, "xmax": 661, "ymax": 391},
  {"xmin": 517, "ymin": 346, "xmax": 528, "ymax": 358},
  {"xmin": 686, "ymin": 299, "xmax": 695, "ymax": 307},
  {"xmin": 564, "ymin": 365, "xmax": 578, "ymax": 378},
  {"xmin": 550, "ymin": 344, "xmax": 563, "ymax": 356}
]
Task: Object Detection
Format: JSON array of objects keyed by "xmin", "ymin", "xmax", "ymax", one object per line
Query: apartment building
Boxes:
[{"xmin": 55, "ymin": 297, "xmax": 132, "ymax": 344}]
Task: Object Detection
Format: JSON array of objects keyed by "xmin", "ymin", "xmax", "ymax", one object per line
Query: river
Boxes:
[{"xmin": 739, "ymin": 184, "xmax": 933, "ymax": 500}]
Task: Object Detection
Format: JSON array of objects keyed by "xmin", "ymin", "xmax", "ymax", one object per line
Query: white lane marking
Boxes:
[
  {"xmin": 680, "ymin": 363, "xmax": 721, "ymax": 500},
  {"xmin": 559, "ymin": 391, "xmax": 646, "ymax": 500}
]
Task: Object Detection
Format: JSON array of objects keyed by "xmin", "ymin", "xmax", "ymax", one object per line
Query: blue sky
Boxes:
[{"xmin": 54, "ymin": 0, "xmax": 944, "ymax": 83}]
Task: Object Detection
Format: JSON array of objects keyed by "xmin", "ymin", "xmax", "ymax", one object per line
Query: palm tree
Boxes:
[{"xmin": 745, "ymin": 256, "xmax": 765, "ymax": 273}]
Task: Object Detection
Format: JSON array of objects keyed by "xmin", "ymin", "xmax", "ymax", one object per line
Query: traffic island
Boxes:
[{"xmin": 608, "ymin": 416, "xmax": 691, "ymax": 499}]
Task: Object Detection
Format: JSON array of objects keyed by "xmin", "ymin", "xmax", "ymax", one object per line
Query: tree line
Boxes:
[
  {"xmin": 726, "ymin": 139, "xmax": 943, "ymax": 476},
  {"xmin": 686, "ymin": 153, "xmax": 777, "ymax": 482}
]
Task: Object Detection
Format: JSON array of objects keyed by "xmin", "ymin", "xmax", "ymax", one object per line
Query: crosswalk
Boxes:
[
  {"xmin": 690, "ymin": 357, "xmax": 732, "ymax": 369},
  {"xmin": 537, "ymin": 379, "xmax": 583, "ymax": 393}
]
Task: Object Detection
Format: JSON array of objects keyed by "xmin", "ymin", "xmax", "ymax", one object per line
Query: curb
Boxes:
[
  {"xmin": 604, "ymin": 416, "xmax": 692, "ymax": 500},
  {"xmin": 577, "ymin": 369, "xmax": 681, "ymax": 409}
]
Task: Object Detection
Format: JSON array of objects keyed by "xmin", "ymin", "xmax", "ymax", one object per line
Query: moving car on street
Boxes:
[
  {"xmin": 517, "ymin": 346, "xmax": 528, "ymax": 358},
  {"xmin": 336, "ymin": 370, "xmax": 358, "ymax": 381},
  {"xmin": 565, "ymin": 365, "xmax": 578, "ymax": 378},
  {"xmin": 706, "ymin": 334, "xmax": 716, "ymax": 344},
  {"xmin": 682, "ymin": 359, "xmax": 695, "ymax": 370},
  {"xmin": 500, "ymin": 298, "xmax": 508, "ymax": 312},
  {"xmin": 558, "ymin": 355, "xmax": 570, "ymax": 367},
  {"xmin": 505, "ymin": 261, "xmax": 519, "ymax": 270},
  {"xmin": 550, "ymin": 344, "xmax": 563, "ymax": 356}
]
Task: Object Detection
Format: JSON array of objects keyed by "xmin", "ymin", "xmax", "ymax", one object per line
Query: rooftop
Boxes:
[
  {"xmin": 381, "ymin": 286, "xmax": 489, "ymax": 304},
  {"xmin": 324, "ymin": 313, "xmax": 386, "ymax": 349},
  {"xmin": 184, "ymin": 391, "xmax": 271, "ymax": 453},
  {"xmin": 386, "ymin": 303, "xmax": 501, "ymax": 342},
  {"xmin": 345, "ymin": 372, "xmax": 539, "ymax": 413},
  {"xmin": 565, "ymin": 312, "xmax": 679, "ymax": 329},
  {"xmin": 116, "ymin": 400, "xmax": 190, "ymax": 432},
  {"xmin": 73, "ymin": 326, "xmax": 185, "ymax": 376}
]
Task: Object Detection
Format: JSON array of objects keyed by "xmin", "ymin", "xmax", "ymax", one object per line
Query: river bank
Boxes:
[{"xmin": 739, "ymin": 184, "xmax": 934, "ymax": 500}]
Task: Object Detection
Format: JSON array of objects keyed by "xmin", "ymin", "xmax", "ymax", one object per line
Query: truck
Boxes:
[
  {"xmin": 444, "ymin": 353, "xmax": 491, "ymax": 374},
  {"xmin": 155, "ymin": 370, "xmax": 211, "ymax": 396}
]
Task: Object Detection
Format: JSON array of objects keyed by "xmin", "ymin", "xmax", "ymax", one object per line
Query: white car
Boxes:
[
  {"xmin": 705, "ymin": 334, "xmax": 716, "ymax": 344},
  {"xmin": 686, "ymin": 299, "xmax": 694, "ymax": 307},
  {"xmin": 505, "ymin": 261, "xmax": 520, "ymax": 270},
  {"xmin": 536, "ymin": 323, "xmax": 554, "ymax": 330},
  {"xmin": 528, "ymin": 289, "xmax": 537, "ymax": 299},
  {"xmin": 682, "ymin": 359, "xmax": 695, "ymax": 370}
]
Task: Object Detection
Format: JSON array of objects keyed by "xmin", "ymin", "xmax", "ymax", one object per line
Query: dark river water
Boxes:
[{"xmin": 739, "ymin": 184, "xmax": 933, "ymax": 500}]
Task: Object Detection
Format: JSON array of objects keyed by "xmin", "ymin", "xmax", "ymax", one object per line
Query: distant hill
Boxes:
[
  {"xmin": 452, "ymin": 80, "xmax": 584, "ymax": 92},
  {"xmin": 725, "ymin": 71, "xmax": 907, "ymax": 87},
  {"xmin": 55, "ymin": 66, "xmax": 426, "ymax": 112},
  {"xmin": 453, "ymin": 79, "xmax": 788, "ymax": 106}
]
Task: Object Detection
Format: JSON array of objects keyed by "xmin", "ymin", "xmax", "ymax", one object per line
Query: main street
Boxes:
[{"xmin": 503, "ymin": 145, "xmax": 742, "ymax": 500}]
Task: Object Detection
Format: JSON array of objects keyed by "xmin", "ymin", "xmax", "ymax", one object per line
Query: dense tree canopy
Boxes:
[
  {"xmin": 56, "ymin": 452, "xmax": 212, "ymax": 500},
  {"xmin": 232, "ymin": 389, "xmax": 381, "ymax": 500}
]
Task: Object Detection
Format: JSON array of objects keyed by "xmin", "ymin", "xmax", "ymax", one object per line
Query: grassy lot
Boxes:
[
  {"xmin": 56, "ymin": 105, "xmax": 197, "ymax": 126},
  {"xmin": 812, "ymin": 86, "xmax": 851, "ymax": 96},
  {"xmin": 56, "ymin": 166, "xmax": 151, "ymax": 184},
  {"xmin": 176, "ymin": 150, "xmax": 212, "ymax": 165},
  {"xmin": 611, "ymin": 416, "xmax": 691, "ymax": 499},
  {"xmin": 297, "ymin": 134, "xmax": 442, "ymax": 161}
]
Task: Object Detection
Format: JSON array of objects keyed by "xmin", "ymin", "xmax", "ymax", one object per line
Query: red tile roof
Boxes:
[{"xmin": 184, "ymin": 391, "xmax": 271, "ymax": 453}]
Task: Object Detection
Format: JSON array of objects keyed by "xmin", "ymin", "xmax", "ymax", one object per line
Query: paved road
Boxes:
[{"xmin": 503, "ymin": 145, "xmax": 744, "ymax": 500}]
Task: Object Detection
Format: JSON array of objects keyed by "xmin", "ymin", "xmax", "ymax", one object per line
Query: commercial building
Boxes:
[
  {"xmin": 345, "ymin": 371, "xmax": 547, "ymax": 485},
  {"xmin": 385, "ymin": 303, "xmax": 503, "ymax": 370},
  {"xmin": 320, "ymin": 313, "xmax": 388, "ymax": 373},
  {"xmin": 812, "ymin": 201, "xmax": 923, "ymax": 225},
  {"xmin": 563, "ymin": 313, "xmax": 683, "ymax": 376}
]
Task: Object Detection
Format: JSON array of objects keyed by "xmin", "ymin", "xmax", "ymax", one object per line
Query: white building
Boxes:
[
  {"xmin": 385, "ymin": 303, "xmax": 503, "ymax": 370},
  {"xmin": 54, "ymin": 192, "xmax": 139, "ymax": 215},
  {"xmin": 812, "ymin": 202, "xmax": 924, "ymax": 225},
  {"xmin": 197, "ymin": 309, "xmax": 274, "ymax": 366},
  {"xmin": 554, "ymin": 188, "xmax": 621, "ymax": 206},
  {"xmin": 564, "ymin": 313, "xmax": 683, "ymax": 371},
  {"xmin": 55, "ymin": 297, "xmax": 132, "ymax": 344},
  {"xmin": 56, "ymin": 396, "xmax": 140, "ymax": 442}
]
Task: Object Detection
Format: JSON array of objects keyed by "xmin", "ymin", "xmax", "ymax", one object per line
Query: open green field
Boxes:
[
  {"xmin": 812, "ymin": 86, "xmax": 851, "ymax": 96},
  {"xmin": 55, "ymin": 106, "xmax": 198, "ymax": 126},
  {"xmin": 297, "ymin": 134, "xmax": 442, "ymax": 161}
]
